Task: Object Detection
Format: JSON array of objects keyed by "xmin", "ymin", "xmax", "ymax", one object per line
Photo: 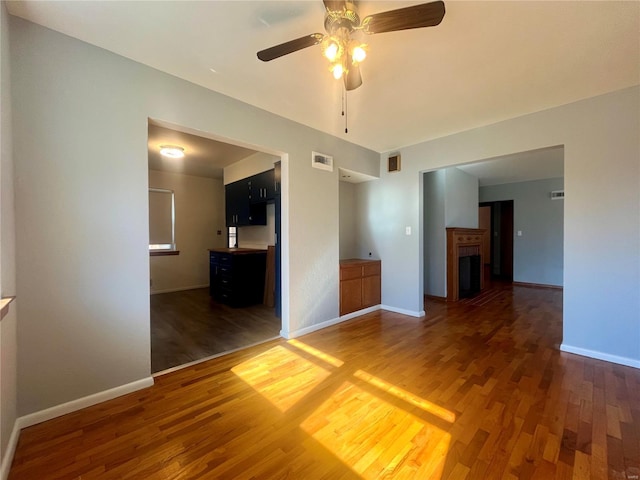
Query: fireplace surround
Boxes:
[{"xmin": 446, "ymin": 227, "xmax": 486, "ymax": 302}]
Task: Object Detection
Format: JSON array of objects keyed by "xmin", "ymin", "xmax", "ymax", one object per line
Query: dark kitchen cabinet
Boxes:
[
  {"xmin": 225, "ymin": 180, "xmax": 251, "ymax": 226},
  {"xmin": 225, "ymin": 178, "xmax": 267, "ymax": 226},
  {"xmin": 250, "ymin": 169, "xmax": 276, "ymax": 203},
  {"xmin": 209, "ymin": 249, "xmax": 267, "ymax": 307},
  {"xmin": 225, "ymin": 169, "xmax": 277, "ymax": 227}
]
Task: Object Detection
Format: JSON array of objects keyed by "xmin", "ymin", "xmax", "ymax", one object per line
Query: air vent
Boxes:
[{"xmin": 550, "ymin": 190, "xmax": 564, "ymax": 200}]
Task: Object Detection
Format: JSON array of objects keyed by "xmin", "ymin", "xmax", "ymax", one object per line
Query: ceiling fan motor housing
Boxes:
[{"xmin": 324, "ymin": 1, "xmax": 360, "ymax": 34}]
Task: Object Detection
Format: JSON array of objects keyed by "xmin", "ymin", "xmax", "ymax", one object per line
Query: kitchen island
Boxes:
[{"xmin": 209, "ymin": 248, "xmax": 267, "ymax": 307}]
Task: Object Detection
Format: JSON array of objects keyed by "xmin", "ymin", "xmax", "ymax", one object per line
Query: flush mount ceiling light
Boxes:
[{"xmin": 159, "ymin": 145, "xmax": 185, "ymax": 159}]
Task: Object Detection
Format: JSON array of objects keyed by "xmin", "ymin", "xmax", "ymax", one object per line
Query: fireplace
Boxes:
[
  {"xmin": 446, "ymin": 228, "xmax": 486, "ymax": 302},
  {"xmin": 459, "ymin": 255, "xmax": 481, "ymax": 298}
]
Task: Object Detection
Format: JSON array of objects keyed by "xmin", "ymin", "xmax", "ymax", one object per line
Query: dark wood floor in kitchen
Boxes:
[{"xmin": 151, "ymin": 288, "xmax": 281, "ymax": 373}]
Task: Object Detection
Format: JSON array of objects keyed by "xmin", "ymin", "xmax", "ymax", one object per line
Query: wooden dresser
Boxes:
[{"xmin": 339, "ymin": 259, "xmax": 381, "ymax": 316}]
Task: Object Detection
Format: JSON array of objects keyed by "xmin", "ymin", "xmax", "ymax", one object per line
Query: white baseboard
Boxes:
[
  {"xmin": 282, "ymin": 305, "xmax": 381, "ymax": 339},
  {"xmin": 1, "ymin": 376, "xmax": 153, "ymax": 479},
  {"xmin": 1, "ymin": 421, "xmax": 21, "ymax": 480},
  {"xmin": 18, "ymin": 377, "xmax": 154, "ymax": 429},
  {"xmin": 381, "ymin": 305, "xmax": 426, "ymax": 318},
  {"xmin": 150, "ymin": 284, "xmax": 208, "ymax": 295},
  {"xmin": 560, "ymin": 344, "xmax": 640, "ymax": 369}
]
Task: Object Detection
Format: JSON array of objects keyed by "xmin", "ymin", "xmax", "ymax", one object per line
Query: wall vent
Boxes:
[{"xmin": 550, "ymin": 190, "xmax": 565, "ymax": 200}]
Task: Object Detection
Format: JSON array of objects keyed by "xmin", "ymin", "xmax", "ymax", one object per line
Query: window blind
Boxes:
[{"xmin": 149, "ymin": 189, "xmax": 174, "ymax": 247}]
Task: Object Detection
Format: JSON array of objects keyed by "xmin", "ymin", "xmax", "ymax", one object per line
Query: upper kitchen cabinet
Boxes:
[
  {"xmin": 250, "ymin": 169, "xmax": 276, "ymax": 203},
  {"xmin": 225, "ymin": 179, "xmax": 250, "ymax": 226},
  {"xmin": 225, "ymin": 169, "xmax": 277, "ymax": 227},
  {"xmin": 225, "ymin": 179, "xmax": 266, "ymax": 226}
]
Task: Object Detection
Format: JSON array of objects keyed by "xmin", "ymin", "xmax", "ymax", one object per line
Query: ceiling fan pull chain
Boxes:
[{"xmin": 344, "ymin": 87, "xmax": 349, "ymax": 134}]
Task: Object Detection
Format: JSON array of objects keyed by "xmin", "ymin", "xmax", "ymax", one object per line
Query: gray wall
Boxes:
[
  {"xmin": 0, "ymin": 1, "xmax": 17, "ymax": 469},
  {"xmin": 422, "ymin": 167, "xmax": 478, "ymax": 297},
  {"xmin": 480, "ymin": 177, "xmax": 564, "ymax": 286},
  {"xmin": 339, "ymin": 181, "xmax": 359, "ymax": 259},
  {"xmin": 358, "ymin": 86, "xmax": 639, "ymax": 366},
  {"xmin": 10, "ymin": 17, "xmax": 379, "ymax": 416},
  {"xmin": 148, "ymin": 170, "xmax": 226, "ymax": 293},
  {"xmin": 445, "ymin": 167, "xmax": 479, "ymax": 229},
  {"xmin": 423, "ymin": 171, "xmax": 445, "ymax": 297}
]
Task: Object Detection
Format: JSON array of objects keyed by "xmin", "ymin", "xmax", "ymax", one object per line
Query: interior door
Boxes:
[{"xmin": 478, "ymin": 206, "xmax": 491, "ymax": 265}]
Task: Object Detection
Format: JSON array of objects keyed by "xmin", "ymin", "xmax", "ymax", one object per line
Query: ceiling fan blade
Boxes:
[
  {"xmin": 323, "ymin": 0, "xmax": 346, "ymax": 12},
  {"xmin": 362, "ymin": 1, "xmax": 445, "ymax": 34},
  {"xmin": 257, "ymin": 33, "xmax": 324, "ymax": 62},
  {"xmin": 344, "ymin": 63, "xmax": 362, "ymax": 91}
]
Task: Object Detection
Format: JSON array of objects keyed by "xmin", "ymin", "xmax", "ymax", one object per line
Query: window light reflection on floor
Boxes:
[
  {"xmin": 231, "ymin": 345, "xmax": 331, "ymax": 412},
  {"xmin": 353, "ymin": 370, "xmax": 456, "ymax": 424},
  {"xmin": 232, "ymin": 340, "xmax": 455, "ymax": 478},
  {"xmin": 299, "ymin": 380, "xmax": 451, "ymax": 478}
]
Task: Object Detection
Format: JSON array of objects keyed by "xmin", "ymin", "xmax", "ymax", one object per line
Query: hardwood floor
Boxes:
[
  {"xmin": 151, "ymin": 288, "xmax": 281, "ymax": 373},
  {"xmin": 10, "ymin": 285, "xmax": 640, "ymax": 479}
]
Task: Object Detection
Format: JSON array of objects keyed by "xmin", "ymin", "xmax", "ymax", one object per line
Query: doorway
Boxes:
[
  {"xmin": 148, "ymin": 119, "xmax": 283, "ymax": 373},
  {"xmin": 479, "ymin": 200, "xmax": 514, "ymax": 281}
]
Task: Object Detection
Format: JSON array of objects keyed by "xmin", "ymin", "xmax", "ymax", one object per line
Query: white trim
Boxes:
[
  {"xmin": 17, "ymin": 377, "xmax": 154, "ymax": 430},
  {"xmin": 0, "ymin": 377, "xmax": 153, "ymax": 479},
  {"xmin": 381, "ymin": 305, "xmax": 426, "ymax": 318},
  {"xmin": 282, "ymin": 305, "xmax": 381, "ymax": 339},
  {"xmin": 560, "ymin": 344, "xmax": 640, "ymax": 369},
  {"xmin": 1, "ymin": 421, "xmax": 21, "ymax": 480},
  {"xmin": 150, "ymin": 284, "xmax": 208, "ymax": 295}
]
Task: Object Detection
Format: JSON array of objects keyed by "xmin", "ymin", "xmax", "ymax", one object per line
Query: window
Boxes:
[
  {"xmin": 228, "ymin": 226, "xmax": 238, "ymax": 248},
  {"xmin": 149, "ymin": 188, "xmax": 176, "ymax": 253}
]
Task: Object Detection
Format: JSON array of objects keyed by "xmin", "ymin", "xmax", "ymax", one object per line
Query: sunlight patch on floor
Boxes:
[
  {"xmin": 231, "ymin": 345, "xmax": 331, "ymax": 412},
  {"xmin": 233, "ymin": 341, "xmax": 454, "ymax": 478},
  {"xmin": 353, "ymin": 370, "xmax": 456, "ymax": 423},
  {"xmin": 287, "ymin": 338, "xmax": 344, "ymax": 367},
  {"xmin": 300, "ymin": 381, "xmax": 451, "ymax": 479}
]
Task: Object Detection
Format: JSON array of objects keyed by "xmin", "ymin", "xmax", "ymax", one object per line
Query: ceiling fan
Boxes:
[{"xmin": 257, "ymin": 0, "xmax": 445, "ymax": 91}]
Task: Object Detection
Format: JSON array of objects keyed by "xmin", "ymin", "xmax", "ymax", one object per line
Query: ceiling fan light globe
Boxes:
[
  {"xmin": 324, "ymin": 41, "xmax": 339, "ymax": 61},
  {"xmin": 332, "ymin": 63, "xmax": 344, "ymax": 79},
  {"xmin": 352, "ymin": 45, "xmax": 366, "ymax": 63}
]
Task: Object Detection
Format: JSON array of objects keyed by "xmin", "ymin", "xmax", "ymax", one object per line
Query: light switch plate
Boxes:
[{"xmin": 405, "ymin": 226, "xmax": 411, "ymax": 235}]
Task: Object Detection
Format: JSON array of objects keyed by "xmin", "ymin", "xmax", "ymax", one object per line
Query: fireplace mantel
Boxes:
[{"xmin": 446, "ymin": 228, "xmax": 486, "ymax": 302}]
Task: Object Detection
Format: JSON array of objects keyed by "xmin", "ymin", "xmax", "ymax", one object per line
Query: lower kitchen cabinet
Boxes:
[
  {"xmin": 339, "ymin": 259, "xmax": 381, "ymax": 316},
  {"xmin": 210, "ymin": 248, "xmax": 267, "ymax": 307}
]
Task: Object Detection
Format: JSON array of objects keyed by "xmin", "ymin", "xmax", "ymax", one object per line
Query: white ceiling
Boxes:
[
  {"xmin": 8, "ymin": 1, "xmax": 639, "ymax": 154},
  {"xmin": 148, "ymin": 122, "xmax": 258, "ymax": 179},
  {"xmin": 457, "ymin": 146, "xmax": 564, "ymax": 186}
]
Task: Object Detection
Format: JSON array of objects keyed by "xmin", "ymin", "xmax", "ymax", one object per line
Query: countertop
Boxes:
[
  {"xmin": 209, "ymin": 248, "xmax": 267, "ymax": 255},
  {"xmin": 340, "ymin": 258, "xmax": 381, "ymax": 265}
]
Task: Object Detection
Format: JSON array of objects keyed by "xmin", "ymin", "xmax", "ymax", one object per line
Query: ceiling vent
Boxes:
[{"xmin": 550, "ymin": 190, "xmax": 565, "ymax": 200}]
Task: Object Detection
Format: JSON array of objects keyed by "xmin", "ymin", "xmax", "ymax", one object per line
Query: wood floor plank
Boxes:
[
  {"xmin": 9, "ymin": 284, "xmax": 640, "ymax": 479},
  {"xmin": 151, "ymin": 288, "xmax": 280, "ymax": 373}
]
